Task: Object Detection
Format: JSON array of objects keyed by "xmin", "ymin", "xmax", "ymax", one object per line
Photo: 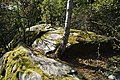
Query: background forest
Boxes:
[{"xmin": 0, "ymin": 0, "xmax": 120, "ymax": 52}]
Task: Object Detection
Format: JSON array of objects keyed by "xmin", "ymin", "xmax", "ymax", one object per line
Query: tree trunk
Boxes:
[{"xmin": 56, "ymin": 0, "xmax": 72, "ymax": 57}]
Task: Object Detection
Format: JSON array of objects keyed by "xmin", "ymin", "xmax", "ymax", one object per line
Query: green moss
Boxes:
[
  {"xmin": 0, "ymin": 45, "xmax": 76, "ymax": 80},
  {"xmin": 68, "ymin": 36, "xmax": 78, "ymax": 44},
  {"xmin": 48, "ymin": 74, "xmax": 74, "ymax": 80},
  {"xmin": 0, "ymin": 75, "xmax": 3, "ymax": 80},
  {"xmin": 40, "ymin": 30, "xmax": 63, "ymax": 46},
  {"xmin": 70, "ymin": 29, "xmax": 81, "ymax": 33},
  {"xmin": 73, "ymin": 30, "xmax": 108, "ymax": 43},
  {"xmin": 77, "ymin": 74, "xmax": 86, "ymax": 79},
  {"xmin": 0, "ymin": 46, "xmax": 49, "ymax": 80},
  {"xmin": 39, "ymin": 28, "xmax": 108, "ymax": 46},
  {"xmin": 109, "ymin": 55, "xmax": 120, "ymax": 61},
  {"xmin": 56, "ymin": 39, "xmax": 62, "ymax": 45},
  {"xmin": 69, "ymin": 29, "xmax": 97, "ymax": 44}
]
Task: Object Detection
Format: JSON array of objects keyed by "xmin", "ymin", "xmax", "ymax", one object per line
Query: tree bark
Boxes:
[{"xmin": 56, "ymin": 0, "xmax": 72, "ymax": 57}]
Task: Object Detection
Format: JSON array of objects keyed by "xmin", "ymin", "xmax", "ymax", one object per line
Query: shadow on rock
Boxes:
[{"xmin": 62, "ymin": 41, "xmax": 120, "ymax": 61}]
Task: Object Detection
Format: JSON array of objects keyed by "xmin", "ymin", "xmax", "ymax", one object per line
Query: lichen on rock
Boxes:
[
  {"xmin": 32, "ymin": 26, "xmax": 110, "ymax": 56},
  {"xmin": 0, "ymin": 44, "xmax": 79, "ymax": 80},
  {"xmin": 32, "ymin": 27, "xmax": 63, "ymax": 54},
  {"xmin": 0, "ymin": 45, "xmax": 49, "ymax": 80}
]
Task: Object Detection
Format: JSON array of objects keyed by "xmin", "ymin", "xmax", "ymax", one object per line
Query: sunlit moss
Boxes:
[
  {"xmin": 109, "ymin": 55, "xmax": 120, "ymax": 61},
  {"xmin": 0, "ymin": 45, "xmax": 76, "ymax": 80},
  {"xmin": 0, "ymin": 46, "xmax": 49, "ymax": 80}
]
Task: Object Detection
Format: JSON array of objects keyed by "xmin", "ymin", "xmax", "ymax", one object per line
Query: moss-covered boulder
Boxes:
[
  {"xmin": 8, "ymin": 24, "xmax": 116, "ymax": 59},
  {"xmin": 8, "ymin": 24, "xmax": 53, "ymax": 50},
  {"xmin": 8, "ymin": 24, "xmax": 112, "ymax": 57},
  {"xmin": 32, "ymin": 27, "xmax": 113, "ymax": 56},
  {"xmin": 26, "ymin": 24, "xmax": 53, "ymax": 32},
  {"xmin": 32, "ymin": 27, "xmax": 63, "ymax": 54},
  {"xmin": 0, "ymin": 44, "xmax": 80, "ymax": 80}
]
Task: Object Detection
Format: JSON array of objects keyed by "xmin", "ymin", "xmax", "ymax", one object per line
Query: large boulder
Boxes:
[
  {"xmin": 8, "ymin": 24, "xmax": 53, "ymax": 50},
  {"xmin": 32, "ymin": 27, "xmax": 63, "ymax": 54},
  {"xmin": 0, "ymin": 44, "xmax": 80, "ymax": 80},
  {"xmin": 32, "ymin": 27, "xmax": 86, "ymax": 54},
  {"xmin": 32, "ymin": 26, "xmax": 111, "ymax": 56},
  {"xmin": 7, "ymin": 23, "xmax": 115, "ymax": 60},
  {"xmin": 8, "ymin": 24, "xmax": 112, "ymax": 56}
]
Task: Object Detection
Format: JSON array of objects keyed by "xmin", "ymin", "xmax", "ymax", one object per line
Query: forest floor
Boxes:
[{"xmin": 60, "ymin": 52, "xmax": 120, "ymax": 80}]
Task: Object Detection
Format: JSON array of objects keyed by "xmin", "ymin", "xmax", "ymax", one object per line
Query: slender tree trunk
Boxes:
[{"xmin": 56, "ymin": 0, "xmax": 72, "ymax": 57}]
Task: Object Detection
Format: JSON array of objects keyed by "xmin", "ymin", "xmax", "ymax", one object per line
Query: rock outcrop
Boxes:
[
  {"xmin": 1, "ymin": 24, "xmax": 117, "ymax": 80},
  {"xmin": 0, "ymin": 44, "xmax": 80, "ymax": 80},
  {"xmin": 32, "ymin": 25, "xmax": 112, "ymax": 58},
  {"xmin": 8, "ymin": 24, "xmax": 53, "ymax": 50},
  {"xmin": 8, "ymin": 24, "xmax": 112, "ymax": 56}
]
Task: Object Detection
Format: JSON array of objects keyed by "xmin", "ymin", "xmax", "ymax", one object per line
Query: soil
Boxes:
[{"xmin": 59, "ymin": 42, "xmax": 120, "ymax": 80}]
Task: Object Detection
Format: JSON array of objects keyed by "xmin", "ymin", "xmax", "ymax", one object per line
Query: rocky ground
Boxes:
[
  {"xmin": 61, "ymin": 55, "xmax": 120, "ymax": 80},
  {"xmin": 0, "ymin": 24, "xmax": 120, "ymax": 80},
  {"xmin": 0, "ymin": 45, "xmax": 80, "ymax": 80}
]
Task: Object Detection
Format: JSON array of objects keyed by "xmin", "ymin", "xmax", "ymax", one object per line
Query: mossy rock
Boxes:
[
  {"xmin": 32, "ymin": 27, "xmax": 111, "ymax": 56},
  {"xmin": 63, "ymin": 30, "xmax": 115, "ymax": 59},
  {"xmin": 32, "ymin": 27, "xmax": 64, "ymax": 54},
  {"xmin": 0, "ymin": 46, "xmax": 48, "ymax": 80},
  {"xmin": 70, "ymin": 29, "xmax": 109, "ymax": 43},
  {"xmin": 0, "ymin": 45, "xmax": 80, "ymax": 80},
  {"xmin": 8, "ymin": 24, "xmax": 52, "ymax": 49}
]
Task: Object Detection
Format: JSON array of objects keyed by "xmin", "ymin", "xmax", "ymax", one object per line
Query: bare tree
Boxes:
[{"xmin": 56, "ymin": 0, "xmax": 72, "ymax": 57}]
